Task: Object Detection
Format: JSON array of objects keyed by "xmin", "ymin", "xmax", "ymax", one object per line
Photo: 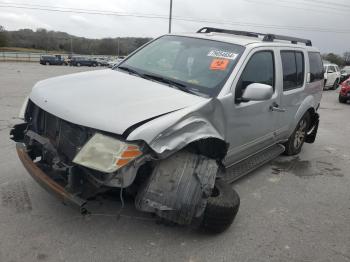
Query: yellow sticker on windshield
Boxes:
[{"xmin": 210, "ymin": 58, "xmax": 229, "ymax": 70}]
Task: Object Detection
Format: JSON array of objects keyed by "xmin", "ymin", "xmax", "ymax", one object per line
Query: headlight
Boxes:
[{"xmin": 73, "ymin": 133, "xmax": 142, "ymax": 173}]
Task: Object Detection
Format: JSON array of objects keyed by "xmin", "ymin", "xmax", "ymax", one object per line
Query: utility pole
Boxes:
[
  {"xmin": 117, "ymin": 38, "xmax": 120, "ymax": 57},
  {"xmin": 70, "ymin": 37, "xmax": 73, "ymax": 55},
  {"xmin": 168, "ymin": 0, "xmax": 173, "ymax": 33}
]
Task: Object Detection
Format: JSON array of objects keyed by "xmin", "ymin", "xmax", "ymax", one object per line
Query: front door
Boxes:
[{"xmin": 223, "ymin": 49, "xmax": 280, "ymax": 166}]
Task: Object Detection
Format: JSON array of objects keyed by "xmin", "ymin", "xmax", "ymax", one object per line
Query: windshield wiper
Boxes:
[
  {"xmin": 143, "ymin": 73, "xmax": 196, "ymax": 95},
  {"xmin": 117, "ymin": 66, "xmax": 144, "ymax": 78}
]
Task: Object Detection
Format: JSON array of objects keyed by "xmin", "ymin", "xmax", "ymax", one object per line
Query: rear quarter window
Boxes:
[{"xmin": 308, "ymin": 52, "xmax": 324, "ymax": 82}]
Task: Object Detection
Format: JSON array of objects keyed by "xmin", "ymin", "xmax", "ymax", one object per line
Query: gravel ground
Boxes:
[{"xmin": 0, "ymin": 62, "xmax": 349, "ymax": 262}]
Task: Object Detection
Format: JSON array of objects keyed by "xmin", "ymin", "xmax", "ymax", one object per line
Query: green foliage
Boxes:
[
  {"xmin": 344, "ymin": 52, "xmax": 350, "ymax": 66},
  {"xmin": 3, "ymin": 28, "xmax": 152, "ymax": 55},
  {"xmin": 322, "ymin": 53, "xmax": 345, "ymax": 67}
]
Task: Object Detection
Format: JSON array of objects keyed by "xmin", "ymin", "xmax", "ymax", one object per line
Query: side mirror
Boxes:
[{"xmin": 241, "ymin": 83, "xmax": 273, "ymax": 102}]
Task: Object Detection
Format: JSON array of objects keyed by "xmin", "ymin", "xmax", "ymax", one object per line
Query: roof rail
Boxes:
[
  {"xmin": 197, "ymin": 27, "xmax": 261, "ymax": 38},
  {"xmin": 197, "ymin": 27, "xmax": 312, "ymax": 46}
]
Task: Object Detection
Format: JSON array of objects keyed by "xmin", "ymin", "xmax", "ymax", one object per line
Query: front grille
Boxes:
[{"xmin": 26, "ymin": 100, "xmax": 91, "ymax": 161}]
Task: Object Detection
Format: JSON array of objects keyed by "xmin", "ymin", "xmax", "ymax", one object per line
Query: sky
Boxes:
[{"xmin": 0, "ymin": 0, "xmax": 349, "ymax": 54}]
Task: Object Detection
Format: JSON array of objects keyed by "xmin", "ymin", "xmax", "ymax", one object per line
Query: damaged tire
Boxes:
[{"xmin": 200, "ymin": 179, "xmax": 240, "ymax": 233}]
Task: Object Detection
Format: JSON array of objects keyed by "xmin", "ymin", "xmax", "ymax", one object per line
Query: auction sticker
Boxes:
[
  {"xmin": 210, "ymin": 58, "xmax": 230, "ymax": 70},
  {"xmin": 207, "ymin": 49, "xmax": 238, "ymax": 60}
]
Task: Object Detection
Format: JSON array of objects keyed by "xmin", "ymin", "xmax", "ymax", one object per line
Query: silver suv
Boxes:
[{"xmin": 11, "ymin": 27, "xmax": 323, "ymax": 233}]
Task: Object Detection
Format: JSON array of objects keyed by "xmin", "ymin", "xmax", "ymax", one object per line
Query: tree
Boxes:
[
  {"xmin": 2, "ymin": 27, "xmax": 152, "ymax": 55},
  {"xmin": 0, "ymin": 25, "xmax": 7, "ymax": 47},
  {"xmin": 322, "ymin": 53, "xmax": 345, "ymax": 67},
  {"xmin": 344, "ymin": 52, "xmax": 350, "ymax": 66}
]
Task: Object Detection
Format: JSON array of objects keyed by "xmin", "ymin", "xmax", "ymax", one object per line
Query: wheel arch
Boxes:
[
  {"xmin": 185, "ymin": 137, "xmax": 229, "ymax": 161},
  {"xmin": 294, "ymin": 95, "xmax": 318, "ymax": 129}
]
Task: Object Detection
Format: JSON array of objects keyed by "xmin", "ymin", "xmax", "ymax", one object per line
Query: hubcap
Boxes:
[{"xmin": 294, "ymin": 119, "xmax": 307, "ymax": 149}]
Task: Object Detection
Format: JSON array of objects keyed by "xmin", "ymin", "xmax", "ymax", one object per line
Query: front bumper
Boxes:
[
  {"xmin": 339, "ymin": 92, "xmax": 350, "ymax": 99},
  {"xmin": 16, "ymin": 143, "xmax": 88, "ymax": 214}
]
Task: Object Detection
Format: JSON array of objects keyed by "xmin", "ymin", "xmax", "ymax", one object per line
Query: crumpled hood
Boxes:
[{"xmin": 30, "ymin": 69, "xmax": 206, "ymax": 134}]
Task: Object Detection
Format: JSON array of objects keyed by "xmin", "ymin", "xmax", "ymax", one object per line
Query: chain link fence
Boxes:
[{"xmin": 0, "ymin": 52, "xmax": 115, "ymax": 62}]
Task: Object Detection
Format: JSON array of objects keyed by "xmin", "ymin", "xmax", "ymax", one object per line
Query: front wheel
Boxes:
[
  {"xmin": 339, "ymin": 96, "xmax": 347, "ymax": 103},
  {"xmin": 332, "ymin": 79, "xmax": 339, "ymax": 90},
  {"xmin": 283, "ymin": 113, "xmax": 310, "ymax": 156},
  {"xmin": 199, "ymin": 179, "xmax": 240, "ymax": 233}
]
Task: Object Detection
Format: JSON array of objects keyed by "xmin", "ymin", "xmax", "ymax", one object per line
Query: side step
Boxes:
[{"xmin": 222, "ymin": 144, "xmax": 285, "ymax": 183}]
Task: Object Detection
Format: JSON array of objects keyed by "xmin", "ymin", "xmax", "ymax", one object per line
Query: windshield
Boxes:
[{"xmin": 116, "ymin": 35, "xmax": 245, "ymax": 97}]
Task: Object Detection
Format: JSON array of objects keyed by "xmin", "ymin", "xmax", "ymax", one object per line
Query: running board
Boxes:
[{"xmin": 222, "ymin": 144, "xmax": 285, "ymax": 183}]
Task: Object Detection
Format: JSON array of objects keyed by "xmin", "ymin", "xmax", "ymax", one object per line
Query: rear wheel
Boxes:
[
  {"xmin": 283, "ymin": 112, "xmax": 310, "ymax": 156},
  {"xmin": 323, "ymin": 79, "xmax": 328, "ymax": 90},
  {"xmin": 45, "ymin": 61, "xmax": 50, "ymax": 65},
  {"xmin": 199, "ymin": 179, "xmax": 240, "ymax": 233}
]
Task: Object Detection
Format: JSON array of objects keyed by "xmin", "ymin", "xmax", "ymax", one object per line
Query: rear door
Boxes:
[
  {"xmin": 335, "ymin": 66, "xmax": 341, "ymax": 81},
  {"xmin": 275, "ymin": 49, "xmax": 306, "ymax": 139}
]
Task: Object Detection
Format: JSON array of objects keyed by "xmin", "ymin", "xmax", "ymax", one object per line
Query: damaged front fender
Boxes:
[{"xmin": 127, "ymin": 98, "xmax": 227, "ymax": 158}]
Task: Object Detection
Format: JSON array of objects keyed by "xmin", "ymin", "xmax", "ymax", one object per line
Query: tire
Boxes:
[
  {"xmin": 332, "ymin": 79, "xmax": 339, "ymax": 90},
  {"xmin": 339, "ymin": 96, "xmax": 347, "ymax": 103},
  {"xmin": 45, "ymin": 62, "xmax": 50, "ymax": 65},
  {"xmin": 283, "ymin": 112, "xmax": 310, "ymax": 156},
  {"xmin": 92, "ymin": 63, "xmax": 97, "ymax": 67},
  {"xmin": 200, "ymin": 179, "xmax": 240, "ymax": 233},
  {"xmin": 76, "ymin": 62, "xmax": 81, "ymax": 67}
]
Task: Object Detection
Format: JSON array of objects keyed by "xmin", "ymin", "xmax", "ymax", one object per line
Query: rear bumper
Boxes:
[{"xmin": 16, "ymin": 143, "xmax": 88, "ymax": 214}]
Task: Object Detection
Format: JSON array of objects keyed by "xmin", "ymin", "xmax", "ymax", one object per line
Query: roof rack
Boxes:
[{"xmin": 197, "ymin": 27, "xmax": 312, "ymax": 46}]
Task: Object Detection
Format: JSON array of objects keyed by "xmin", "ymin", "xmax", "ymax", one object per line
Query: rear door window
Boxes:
[
  {"xmin": 308, "ymin": 52, "xmax": 324, "ymax": 82},
  {"xmin": 281, "ymin": 51, "xmax": 305, "ymax": 91}
]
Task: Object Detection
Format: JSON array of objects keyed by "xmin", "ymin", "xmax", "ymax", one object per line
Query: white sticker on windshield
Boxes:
[{"xmin": 207, "ymin": 50, "xmax": 238, "ymax": 60}]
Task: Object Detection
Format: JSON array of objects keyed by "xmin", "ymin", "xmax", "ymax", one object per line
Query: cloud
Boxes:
[
  {"xmin": 0, "ymin": 11, "xmax": 52, "ymax": 30},
  {"xmin": 69, "ymin": 15, "xmax": 91, "ymax": 25},
  {"xmin": 0, "ymin": 0, "xmax": 349, "ymax": 53}
]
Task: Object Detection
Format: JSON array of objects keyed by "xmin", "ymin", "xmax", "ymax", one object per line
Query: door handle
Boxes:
[{"xmin": 270, "ymin": 102, "xmax": 286, "ymax": 112}]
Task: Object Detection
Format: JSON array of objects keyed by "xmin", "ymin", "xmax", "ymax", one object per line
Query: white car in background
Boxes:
[
  {"xmin": 323, "ymin": 63, "xmax": 341, "ymax": 90},
  {"xmin": 340, "ymin": 66, "xmax": 350, "ymax": 83},
  {"xmin": 107, "ymin": 58, "xmax": 124, "ymax": 68}
]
